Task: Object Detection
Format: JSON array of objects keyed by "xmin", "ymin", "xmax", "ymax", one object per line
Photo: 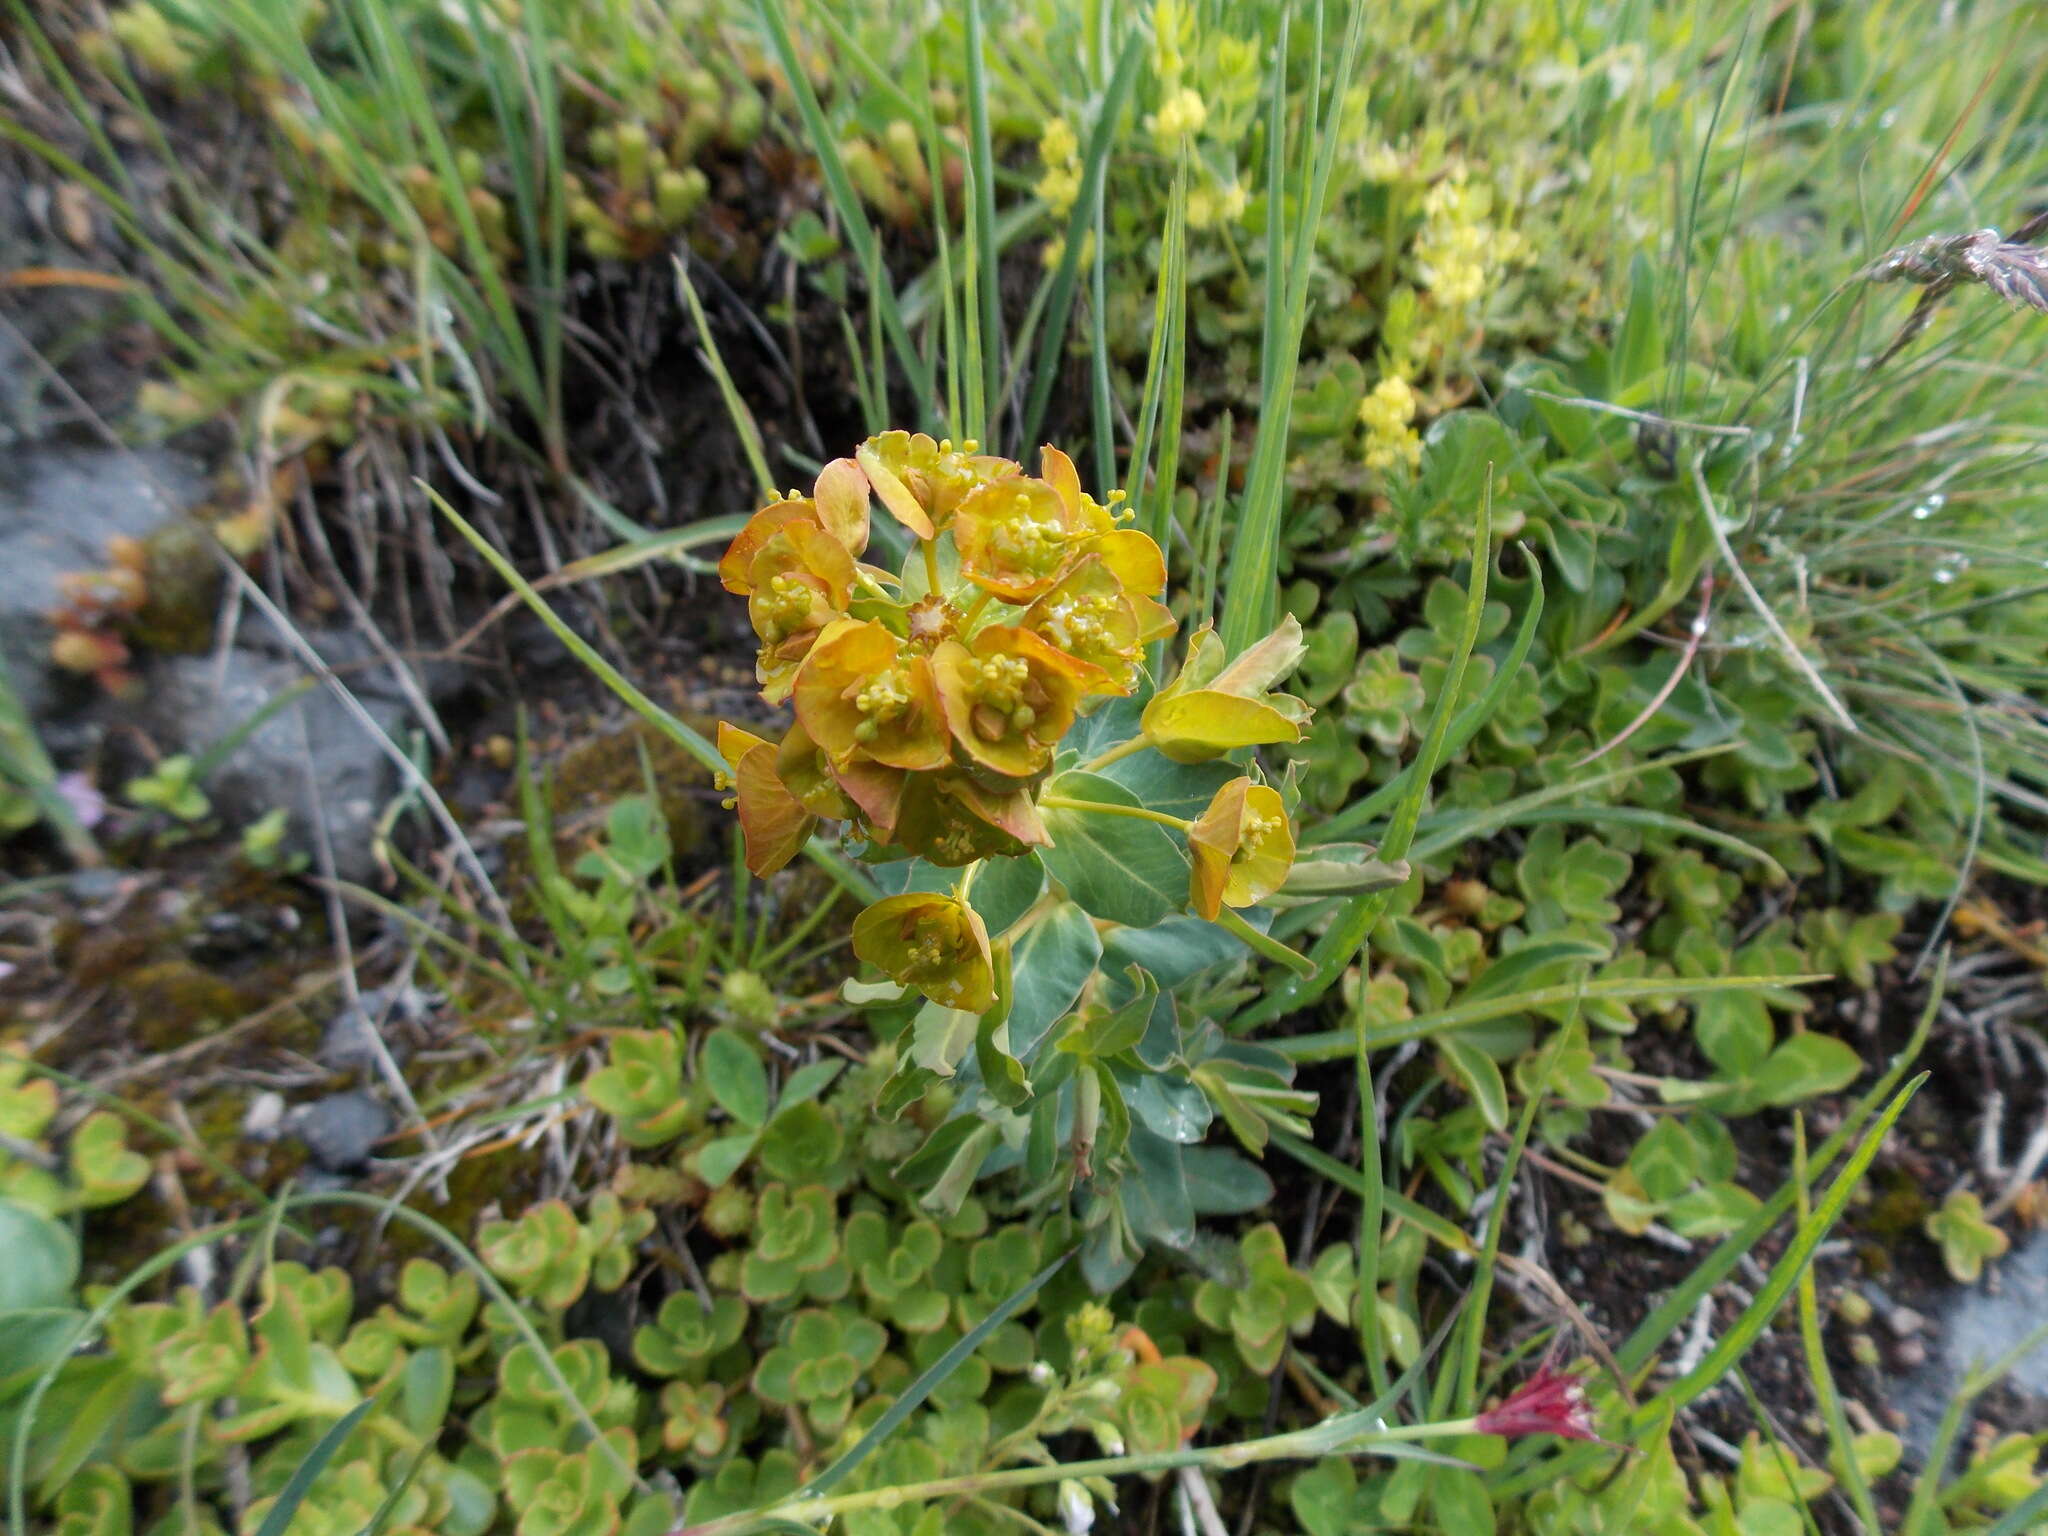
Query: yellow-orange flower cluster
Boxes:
[{"xmin": 717, "ymin": 435, "xmax": 1175, "ymax": 886}]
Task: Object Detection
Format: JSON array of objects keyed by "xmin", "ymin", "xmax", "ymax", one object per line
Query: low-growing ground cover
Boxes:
[{"xmin": 4, "ymin": 2, "xmax": 2048, "ymax": 1534}]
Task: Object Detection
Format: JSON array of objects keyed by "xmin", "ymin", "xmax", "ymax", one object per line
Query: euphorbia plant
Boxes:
[{"xmin": 716, "ymin": 434, "xmax": 1403, "ymax": 1288}]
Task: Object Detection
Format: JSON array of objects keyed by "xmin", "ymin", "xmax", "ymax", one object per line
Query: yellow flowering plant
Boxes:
[{"xmin": 712, "ymin": 434, "xmax": 1404, "ymax": 1288}]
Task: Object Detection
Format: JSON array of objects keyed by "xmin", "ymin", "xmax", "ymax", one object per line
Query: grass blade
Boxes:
[
  {"xmin": 430, "ymin": 486, "xmax": 724, "ymax": 777},
  {"xmin": 1656, "ymin": 1074, "xmax": 1924, "ymax": 1416},
  {"xmin": 793, "ymin": 1247, "xmax": 1075, "ymax": 1500},
  {"xmin": 1792, "ymin": 1116, "xmax": 1885, "ymax": 1536},
  {"xmin": 963, "ymin": 0, "xmax": 1002, "ymax": 438},
  {"xmin": 1239, "ymin": 472, "xmax": 1490, "ymax": 1031},
  {"xmin": 254, "ymin": 1398, "xmax": 381, "ymax": 1536},
  {"xmin": 754, "ymin": 0, "xmax": 935, "ymax": 420},
  {"xmin": 1019, "ymin": 36, "xmax": 1145, "ymax": 453},
  {"xmin": 1219, "ymin": 0, "xmax": 1369, "ymax": 654},
  {"xmin": 674, "ymin": 256, "xmax": 775, "ymax": 498}
]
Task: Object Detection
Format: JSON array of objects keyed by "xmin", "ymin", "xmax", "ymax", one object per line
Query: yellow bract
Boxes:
[
  {"xmin": 1142, "ymin": 618, "xmax": 1312, "ymax": 763},
  {"xmin": 855, "ymin": 430, "xmax": 1019, "ymax": 538},
  {"xmin": 851, "ymin": 893, "xmax": 995, "ymax": 1013},
  {"xmin": 1187, "ymin": 778, "xmax": 1296, "ymax": 920},
  {"xmin": 1143, "ymin": 691, "xmax": 1304, "ymax": 764},
  {"xmin": 1022, "ymin": 557, "xmax": 1145, "ymax": 695},
  {"xmin": 953, "ymin": 476, "xmax": 1088, "ymax": 603}
]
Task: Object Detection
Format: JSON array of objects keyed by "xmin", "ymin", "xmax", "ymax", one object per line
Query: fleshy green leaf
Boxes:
[{"xmin": 702, "ymin": 1028, "xmax": 770, "ymax": 1128}]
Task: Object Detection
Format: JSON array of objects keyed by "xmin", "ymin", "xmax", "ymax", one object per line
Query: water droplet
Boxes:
[
  {"xmin": 1933, "ymin": 565, "xmax": 1956, "ymax": 584},
  {"xmin": 1911, "ymin": 492, "xmax": 1947, "ymax": 520}
]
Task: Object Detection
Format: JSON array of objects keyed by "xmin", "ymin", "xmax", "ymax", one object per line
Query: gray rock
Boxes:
[
  {"xmin": 242, "ymin": 1091, "xmax": 286, "ymax": 1141},
  {"xmin": 125, "ymin": 622, "xmax": 416, "ymax": 883},
  {"xmin": 1890, "ymin": 1231, "xmax": 2048, "ymax": 1466},
  {"xmin": 0, "ymin": 434, "xmax": 456, "ymax": 882},
  {"xmin": 0, "ymin": 442, "xmax": 208, "ymax": 726},
  {"xmin": 292, "ymin": 1090, "xmax": 394, "ymax": 1173},
  {"xmin": 319, "ymin": 984, "xmax": 428, "ymax": 1075}
]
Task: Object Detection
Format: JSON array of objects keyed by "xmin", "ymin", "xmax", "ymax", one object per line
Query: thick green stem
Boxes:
[
  {"xmin": 1037, "ymin": 794, "xmax": 1189, "ymax": 831},
  {"xmin": 680, "ymin": 1415, "xmax": 1483, "ymax": 1534},
  {"xmin": 1213, "ymin": 906, "xmax": 1318, "ymax": 977}
]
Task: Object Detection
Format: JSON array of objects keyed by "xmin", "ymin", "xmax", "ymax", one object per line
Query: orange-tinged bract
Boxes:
[
  {"xmin": 1187, "ymin": 778, "xmax": 1296, "ymax": 920},
  {"xmin": 773, "ymin": 720, "xmax": 855, "ymax": 821},
  {"xmin": 795, "ymin": 617, "xmax": 951, "ymax": 772},
  {"xmin": 851, "ymin": 893, "xmax": 995, "ymax": 1012},
  {"xmin": 713, "ymin": 435, "xmax": 1317, "ymax": 1000},
  {"xmin": 932, "ymin": 625, "xmax": 1085, "ymax": 778},
  {"xmin": 810, "ymin": 456, "xmax": 871, "ymax": 556},
  {"xmin": 888, "ymin": 773, "xmax": 1047, "ymax": 866},
  {"xmin": 715, "ymin": 435, "xmax": 1175, "ymax": 878},
  {"xmin": 739, "ymin": 512, "xmax": 861, "ymax": 703},
  {"xmin": 1022, "ymin": 557, "xmax": 1144, "ymax": 695},
  {"xmin": 718, "ymin": 723, "xmax": 816, "ymax": 877}
]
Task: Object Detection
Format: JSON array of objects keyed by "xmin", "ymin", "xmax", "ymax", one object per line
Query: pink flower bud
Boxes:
[{"xmin": 1474, "ymin": 1364, "xmax": 1598, "ymax": 1441}]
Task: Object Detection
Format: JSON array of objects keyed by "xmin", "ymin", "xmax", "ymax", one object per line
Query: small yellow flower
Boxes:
[
  {"xmin": 1413, "ymin": 169, "xmax": 1515, "ymax": 312},
  {"xmin": 1359, "ymin": 376, "xmax": 1416, "ymax": 434},
  {"xmin": 1186, "ymin": 179, "xmax": 1247, "ymax": 231},
  {"xmin": 1036, "ymin": 116, "xmax": 1083, "ymax": 218},
  {"xmin": 1041, "ymin": 230, "xmax": 1095, "ymax": 270},
  {"xmin": 1148, "ymin": 87, "xmax": 1207, "ymax": 148},
  {"xmin": 1359, "ymin": 376, "xmax": 1423, "ymax": 474},
  {"xmin": 1035, "ymin": 163, "xmax": 1083, "ymax": 218},
  {"xmin": 1039, "ymin": 116, "xmax": 1078, "ymax": 167}
]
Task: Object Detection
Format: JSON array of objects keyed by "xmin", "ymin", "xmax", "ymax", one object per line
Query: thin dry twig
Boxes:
[{"xmin": 1575, "ymin": 568, "xmax": 1716, "ymax": 767}]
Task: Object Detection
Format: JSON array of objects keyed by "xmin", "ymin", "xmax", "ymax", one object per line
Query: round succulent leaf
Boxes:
[{"xmin": 0, "ymin": 1198, "xmax": 78, "ymax": 1310}]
